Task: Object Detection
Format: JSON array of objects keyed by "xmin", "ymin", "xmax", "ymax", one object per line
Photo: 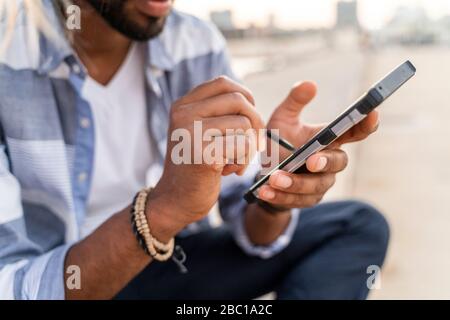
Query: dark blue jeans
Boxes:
[{"xmin": 116, "ymin": 200, "xmax": 389, "ymax": 300}]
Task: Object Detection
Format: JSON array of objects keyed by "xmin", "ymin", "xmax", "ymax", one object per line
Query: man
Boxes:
[{"xmin": 0, "ymin": 0, "xmax": 389, "ymax": 300}]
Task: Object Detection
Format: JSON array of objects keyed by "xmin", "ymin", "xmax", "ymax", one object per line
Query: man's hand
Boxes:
[
  {"xmin": 149, "ymin": 76, "xmax": 265, "ymax": 238},
  {"xmin": 65, "ymin": 77, "xmax": 264, "ymax": 299},
  {"xmin": 244, "ymin": 81, "xmax": 379, "ymax": 246},
  {"xmin": 259, "ymin": 81, "xmax": 379, "ymax": 208}
]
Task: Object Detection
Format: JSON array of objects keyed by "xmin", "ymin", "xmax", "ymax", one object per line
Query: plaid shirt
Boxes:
[{"xmin": 0, "ymin": 1, "xmax": 299, "ymax": 299}]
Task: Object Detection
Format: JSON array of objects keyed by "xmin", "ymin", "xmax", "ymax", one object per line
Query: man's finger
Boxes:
[
  {"xmin": 275, "ymin": 81, "xmax": 317, "ymax": 119},
  {"xmin": 202, "ymin": 134, "xmax": 255, "ymax": 172},
  {"xmin": 183, "ymin": 92, "xmax": 265, "ymax": 131},
  {"xmin": 268, "ymin": 171, "xmax": 336, "ymax": 194},
  {"xmin": 175, "ymin": 76, "xmax": 255, "ymax": 106},
  {"xmin": 334, "ymin": 111, "xmax": 379, "ymax": 146},
  {"xmin": 203, "ymin": 115, "xmax": 253, "ymax": 135},
  {"xmin": 305, "ymin": 149, "xmax": 348, "ymax": 173},
  {"xmin": 222, "ymin": 164, "xmax": 248, "ymax": 176},
  {"xmin": 258, "ymin": 185, "xmax": 323, "ymax": 208}
]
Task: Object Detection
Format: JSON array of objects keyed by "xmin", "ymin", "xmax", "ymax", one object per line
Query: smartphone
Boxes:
[{"xmin": 244, "ymin": 60, "xmax": 416, "ymax": 204}]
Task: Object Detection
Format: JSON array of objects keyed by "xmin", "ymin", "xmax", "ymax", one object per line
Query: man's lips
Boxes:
[{"xmin": 136, "ymin": 0, "xmax": 172, "ymax": 17}]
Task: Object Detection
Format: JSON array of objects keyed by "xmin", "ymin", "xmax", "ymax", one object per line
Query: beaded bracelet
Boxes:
[{"xmin": 131, "ymin": 188, "xmax": 175, "ymax": 261}]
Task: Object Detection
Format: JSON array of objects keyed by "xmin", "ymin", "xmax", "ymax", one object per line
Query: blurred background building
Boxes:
[
  {"xmin": 335, "ymin": 0, "xmax": 360, "ymax": 29},
  {"xmin": 177, "ymin": 0, "xmax": 450, "ymax": 299}
]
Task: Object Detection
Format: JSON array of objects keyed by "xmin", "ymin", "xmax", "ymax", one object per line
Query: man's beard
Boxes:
[{"xmin": 87, "ymin": 0, "xmax": 167, "ymax": 41}]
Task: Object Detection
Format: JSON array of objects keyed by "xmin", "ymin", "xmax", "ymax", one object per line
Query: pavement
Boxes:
[
  {"xmin": 352, "ymin": 46, "xmax": 450, "ymax": 299},
  {"xmin": 231, "ymin": 33, "xmax": 450, "ymax": 299}
]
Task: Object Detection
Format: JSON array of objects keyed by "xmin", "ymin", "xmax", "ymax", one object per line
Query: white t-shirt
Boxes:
[{"xmin": 80, "ymin": 43, "xmax": 153, "ymax": 238}]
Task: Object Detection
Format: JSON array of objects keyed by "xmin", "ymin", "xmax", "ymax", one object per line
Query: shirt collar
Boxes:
[
  {"xmin": 148, "ymin": 37, "xmax": 175, "ymax": 72},
  {"xmin": 36, "ymin": 0, "xmax": 73, "ymax": 75},
  {"xmin": 146, "ymin": 11, "xmax": 178, "ymax": 72}
]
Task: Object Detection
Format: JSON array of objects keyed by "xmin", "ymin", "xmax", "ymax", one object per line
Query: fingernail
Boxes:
[
  {"xmin": 316, "ymin": 157, "xmax": 328, "ymax": 171},
  {"xmin": 262, "ymin": 188, "xmax": 275, "ymax": 200},
  {"xmin": 373, "ymin": 122, "xmax": 380, "ymax": 132},
  {"xmin": 275, "ymin": 174, "xmax": 293, "ymax": 189}
]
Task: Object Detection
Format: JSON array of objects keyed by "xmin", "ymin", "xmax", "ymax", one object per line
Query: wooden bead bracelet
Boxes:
[{"xmin": 131, "ymin": 188, "xmax": 175, "ymax": 261}]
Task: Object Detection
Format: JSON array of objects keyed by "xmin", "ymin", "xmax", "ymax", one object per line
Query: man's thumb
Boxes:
[{"xmin": 277, "ymin": 81, "xmax": 317, "ymax": 118}]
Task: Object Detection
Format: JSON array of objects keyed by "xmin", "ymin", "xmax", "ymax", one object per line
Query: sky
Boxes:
[{"xmin": 176, "ymin": 0, "xmax": 450, "ymax": 30}]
